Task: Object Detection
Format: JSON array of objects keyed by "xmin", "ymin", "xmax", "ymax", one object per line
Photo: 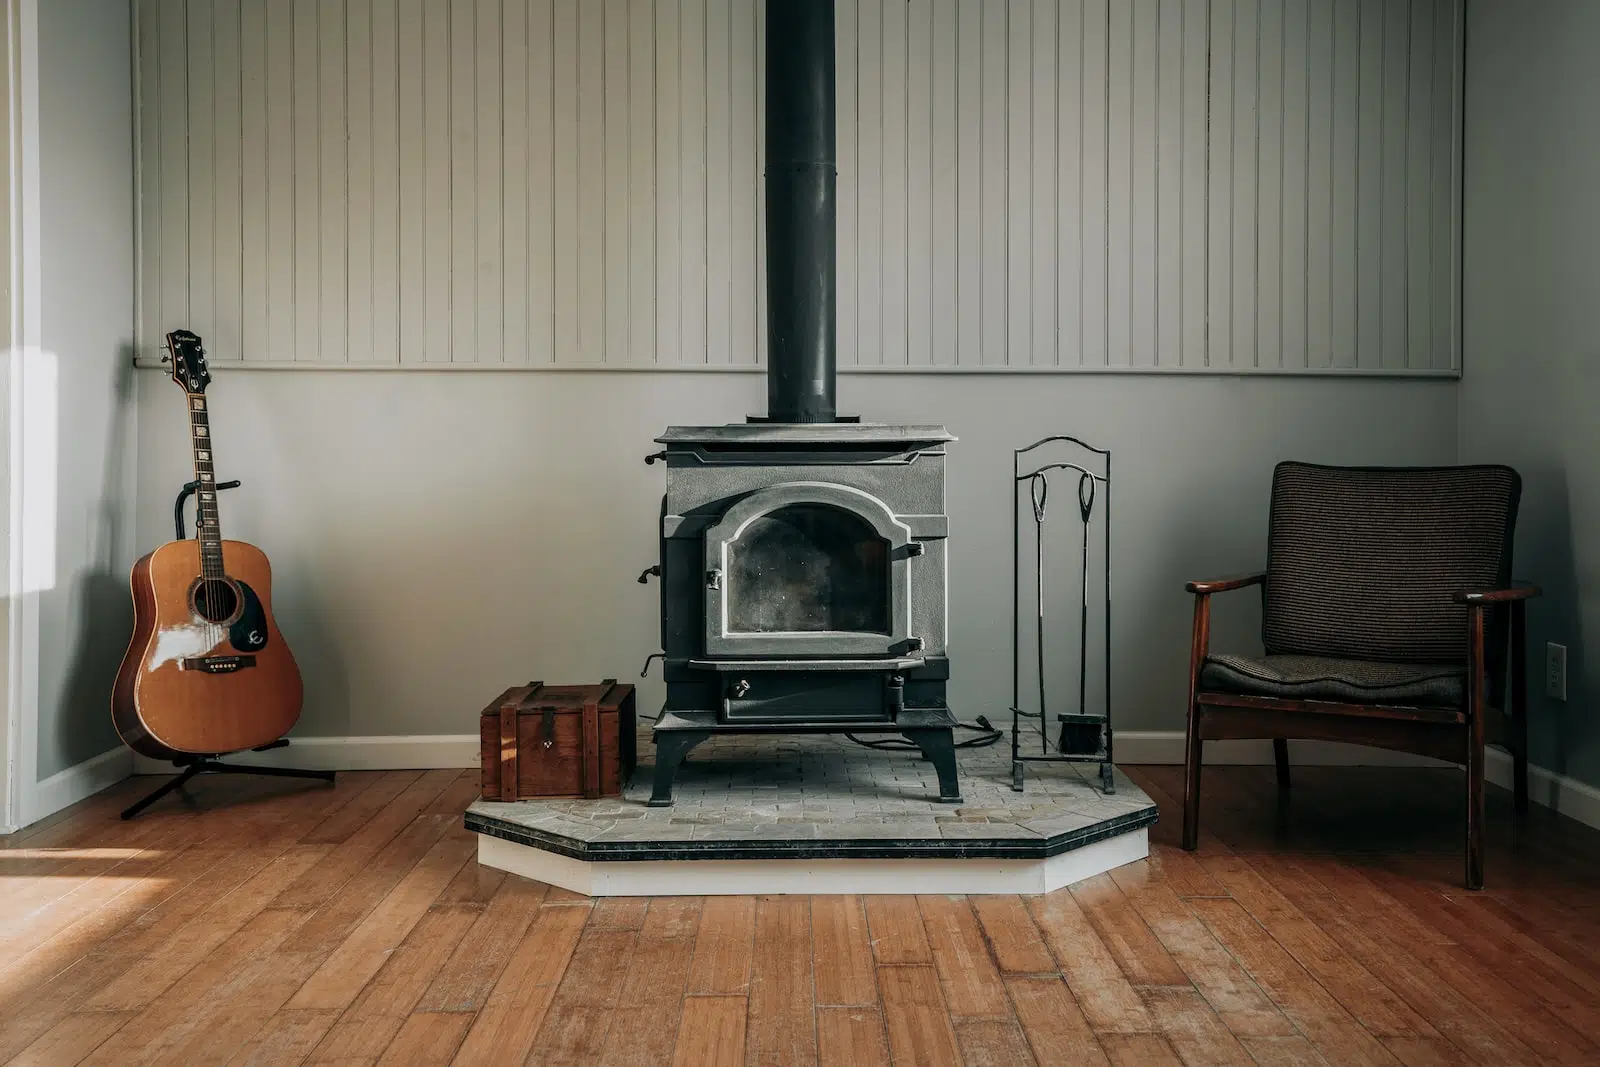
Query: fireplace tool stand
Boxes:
[
  {"xmin": 1010, "ymin": 436, "xmax": 1115, "ymax": 794},
  {"xmin": 122, "ymin": 480, "xmax": 337, "ymax": 820}
]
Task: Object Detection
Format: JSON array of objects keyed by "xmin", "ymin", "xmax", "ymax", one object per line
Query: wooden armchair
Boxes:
[{"xmin": 1182, "ymin": 462, "xmax": 1537, "ymax": 889}]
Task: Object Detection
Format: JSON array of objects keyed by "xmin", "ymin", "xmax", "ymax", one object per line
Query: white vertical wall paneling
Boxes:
[
  {"xmin": 655, "ymin": 0, "xmax": 680, "ymax": 364},
  {"xmin": 137, "ymin": 0, "xmax": 1463, "ymax": 375},
  {"xmin": 186, "ymin": 1, "xmax": 213, "ymax": 347},
  {"xmin": 677, "ymin": 0, "xmax": 707, "ymax": 365},
  {"xmin": 1056, "ymin": 0, "xmax": 1082, "ymax": 369},
  {"xmin": 1432, "ymin": 0, "xmax": 1459, "ymax": 372},
  {"xmin": 1206, "ymin": 0, "xmax": 1233, "ymax": 369},
  {"xmin": 212, "ymin": 0, "xmax": 242, "ymax": 363},
  {"xmin": 604, "ymin": 0, "xmax": 631, "ymax": 366},
  {"xmin": 396, "ymin": 0, "xmax": 423, "ymax": 364},
  {"xmin": 1279, "ymin": 0, "xmax": 1307, "ymax": 371},
  {"xmin": 158, "ymin": 0, "xmax": 188, "ymax": 341},
  {"xmin": 239, "ymin": 0, "xmax": 266, "ymax": 362},
  {"xmin": 422, "ymin": 0, "xmax": 450, "ymax": 362},
  {"xmin": 880, "ymin": 0, "xmax": 907, "ymax": 368},
  {"xmin": 1304, "ymin": 0, "xmax": 1331, "ymax": 368},
  {"xmin": 1078, "ymin": 0, "xmax": 1108, "ymax": 368},
  {"xmin": 1355, "ymin": 0, "xmax": 1382, "ymax": 369},
  {"xmin": 450, "ymin": 0, "xmax": 477, "ymax": 363},
  {"xmin": 906, "ymin": 0, "xmax": 934, "ymax": 367},
  {"xmin": 291, "ymin": 0, "xmax": 319, "ymax": 362},
  {"xmin": 1178, "ymin": 0, "xmax": 1206, "ymax": 368},
  {"xmin": 1154, "ymin": 0, "xmax": 1181, "ymax": 370},
  {"xmin": 371, "ymin": 0, "xmax": 399, "ymax": 365},
  {"xmin": 729, "ymin": 0, "xmax": 757, "ymax": 365},
  {"xmin": 502, "ymin": 0, "xmax": 529, "ymax": 364},
  {"xmin": 1230, "ymin": 0, "xmax": 1258, "ymax": 369},
  {"xmin": 346, "ymin": 0, "xmax": 373, "ymax": 364},
  {"xmin": 478, "ymin": 0, "xmax": 505, "ymax": 364},
  {"xmin": 1256, "ymin": 0, "xmax": 1283, "ymax": 370},
  {"xmin": 138, "ymin": 0, "xmax": 160, "ymax": 357},
  {"xmin": 1029, "ymin": 0, "xmax": 1057, "ymax": 368},
  {"xmin": 855, "ymin": 0, "xmax": 883, "ymax": 366},
  {"xmin": 319, "ymin": 1, "xmax": 347, "ymax": 364},
  {"xmin": 704, "ymin": 0, "xmax": 729, "ymax": 365},
  {"xmin": 927, "ymin": 0, "xmax": 956, "ymax": 367},
  {"xmin": 1005, "ymin": 0, "xmax": 1031, "ymax": 368},
  {"xmin": 1329, "ymin": 0, "xmax": 1358, "ymax": 368},
  {"xmin": 979, "ymin": 0, "xmax": 1006, "ymax": 366}
]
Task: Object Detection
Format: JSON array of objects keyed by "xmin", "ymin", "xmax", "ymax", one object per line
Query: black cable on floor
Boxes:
[{"xmin": 845, "ymin": 715, "xmax": 1003, "ymax": 751}]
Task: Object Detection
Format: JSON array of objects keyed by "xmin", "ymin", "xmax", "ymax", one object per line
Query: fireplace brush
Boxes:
[{"xmin": 1010, "ymin": 436, "xmax": 1115, "ymax": 795}]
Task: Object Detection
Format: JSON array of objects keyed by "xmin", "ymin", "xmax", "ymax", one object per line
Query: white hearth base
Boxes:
[{"xmin": 474, "ymin": 827, "xmax": 1148, "ymax": 897}]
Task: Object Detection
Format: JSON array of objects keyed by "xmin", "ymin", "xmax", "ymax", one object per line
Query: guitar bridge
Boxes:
[{"xmin": 179, "ymin": 655, "xmax": 257, "ymax": 674}]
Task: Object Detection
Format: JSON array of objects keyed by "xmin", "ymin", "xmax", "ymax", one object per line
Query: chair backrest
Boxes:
[{"xmin": 1264, "ymin": 462, "xmax": 1520, "ymax": 664}]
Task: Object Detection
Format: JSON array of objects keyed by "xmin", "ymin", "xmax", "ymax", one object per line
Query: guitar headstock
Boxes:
[{"xmin": 165, "ymin": 329, "xmax": 211, "ymax": 394}]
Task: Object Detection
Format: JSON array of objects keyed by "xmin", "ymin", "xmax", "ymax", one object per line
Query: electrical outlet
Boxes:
[{"xmin": 1546, "ymin": 642, "xmax": 1568, "ymax": 701}]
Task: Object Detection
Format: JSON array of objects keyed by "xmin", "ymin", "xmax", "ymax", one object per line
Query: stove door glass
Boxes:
[{"xmin": 726, "ymin": 504, "xmax": 891, "ymax": 634}]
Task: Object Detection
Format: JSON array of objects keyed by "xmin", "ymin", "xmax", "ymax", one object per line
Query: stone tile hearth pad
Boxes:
[{"xmin": 466, "ymin": 730, "xmax": 1157, "ymax": 862}]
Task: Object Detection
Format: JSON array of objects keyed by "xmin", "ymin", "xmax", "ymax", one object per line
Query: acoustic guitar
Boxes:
[{"xmin": 112, "ymin": 330, "xmax": 303, "ymax": 759}]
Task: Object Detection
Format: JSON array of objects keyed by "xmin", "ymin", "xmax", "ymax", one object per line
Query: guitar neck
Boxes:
[{"xmin": 187, "ymin": 393, "xmax": 225, "ymax": 578}]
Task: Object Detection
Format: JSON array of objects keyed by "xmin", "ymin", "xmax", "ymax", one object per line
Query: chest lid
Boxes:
[{"xmin": 492, "ymin": 680, "xmax": 628, "ymax": 716}]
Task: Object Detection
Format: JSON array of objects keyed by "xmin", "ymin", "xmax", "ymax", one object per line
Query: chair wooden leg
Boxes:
[
  {"xmin": 1273, "ymin": 738, "xmax": 1291, "ymax": 791},
  {"xmin": 1511, "ymin": 601, "xmax": 1529, "ymax": 815},
  {"xmin": 1183, "ymin": 709, "xmax": 1203, "ymax": 851},
  {"xmin": 1465, "ymin": 606, "xmax": 1487, "ymax": 890},
  {"xmin": 1467, "ymin": 726, "xmax": 1485, "ymax": 891}
]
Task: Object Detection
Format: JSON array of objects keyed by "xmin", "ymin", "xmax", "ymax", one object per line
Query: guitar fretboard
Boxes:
[{"xmin": 188, "ymin": 394, "xmax": 225, "ymax": 579}]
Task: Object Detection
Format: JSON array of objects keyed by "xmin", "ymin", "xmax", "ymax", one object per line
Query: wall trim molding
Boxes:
[
  {"xmin": 128, "ymin": 358, "xmax": 1462, "ymax": 380},
  {"xmin": 30, "ymin": 746, "xmax": 132, "ymax": 828},
  {"xmin": 129, "ymin": 729, "xmax": 1600, "ymax": 835}
]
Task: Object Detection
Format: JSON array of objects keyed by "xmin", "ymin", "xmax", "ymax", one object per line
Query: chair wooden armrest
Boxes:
[
  {"xmin": 1453, "ymin": 584, "xmax": 1541, "ymax": 604},
  {"xmin": 1185, "ymin": 572, "xmax": 1266, "ymax": 595}
]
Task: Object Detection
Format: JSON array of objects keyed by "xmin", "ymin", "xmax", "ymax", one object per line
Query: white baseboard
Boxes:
[
  {"xmin": 129, "ymin": 734, "xmax": 480, "ymax": 776},
  {"xmin": 1115, "ymin": 729, "xmax": 1600, "ymax": 833},
  {"xmin": 127, "ymin": 729, "xmax": 1600, "ymax": 836},
  {"xmin": 30, "ymin": 747, "xmax": 134, "ymax": 826}
]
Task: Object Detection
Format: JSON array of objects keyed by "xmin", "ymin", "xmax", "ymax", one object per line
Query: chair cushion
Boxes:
[
  {"xmin": 1201, "ymin": 653, "xmax": 1465, "ymax": 707},
  {"xmin": 1264, "ymin": 463, "xmax": 1519, "ymax": 664}
]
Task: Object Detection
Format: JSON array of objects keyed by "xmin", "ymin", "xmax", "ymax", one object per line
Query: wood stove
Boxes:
[{"xmin": 643, "ymin": 0, "xmax": 961, "ymax": 806}]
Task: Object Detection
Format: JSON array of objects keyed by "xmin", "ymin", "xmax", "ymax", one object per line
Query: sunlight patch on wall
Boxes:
[{"xmin": 7, "ymin": 346, "xmax": 56, "ymax": 595}]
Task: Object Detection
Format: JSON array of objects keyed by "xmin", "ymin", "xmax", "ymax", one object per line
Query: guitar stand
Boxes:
[
  {"xmin": 121, "ymin": 740, "xmax": 337, "ymax": 820},
  {"xmin": 121, "ymin": 481, "xmax": 337, "ymax": 820}
]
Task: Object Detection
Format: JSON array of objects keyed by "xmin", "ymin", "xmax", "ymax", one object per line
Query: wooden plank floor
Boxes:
[{"xmin": 1, "ymin": 764, "xmax": 1597, "ymax": 1065}]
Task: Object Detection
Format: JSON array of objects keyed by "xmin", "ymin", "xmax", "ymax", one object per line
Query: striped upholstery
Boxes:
[
  {"xmin": 1201, "ymin": 653, "xmax": 1464, "ymax": 707},
  {"xmin": 1263, "ymin": 463, "xmax": 1520, "ymax": 664}
]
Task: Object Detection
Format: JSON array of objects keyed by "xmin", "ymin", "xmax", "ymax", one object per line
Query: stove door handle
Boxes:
[{"xmin": 706, "ymin": 568, "xmax": 723, "ymax": 590}]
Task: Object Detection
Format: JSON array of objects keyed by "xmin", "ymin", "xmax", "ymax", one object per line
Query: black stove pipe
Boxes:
[{"xmin": 764, "ymin": 0, "xmax": 837, "ymax": 424}]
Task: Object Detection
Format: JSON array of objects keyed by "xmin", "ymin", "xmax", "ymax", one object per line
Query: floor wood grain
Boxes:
[{"xmin": 1, "ymin": 765, "xmax": 1596, "ymax": 1065}]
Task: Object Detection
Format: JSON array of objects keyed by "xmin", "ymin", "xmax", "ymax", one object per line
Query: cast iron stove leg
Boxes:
[
  {"xmin": 648, "ymin": 730, "xmax": 711, "ymax": 807},
  {"xmin": 1100, "ymin": 761, "xmax": 1116, "ymax": 795},
  {"xmin": 902, "ymin": 728, "xmax": 963, "ymax": 804}
]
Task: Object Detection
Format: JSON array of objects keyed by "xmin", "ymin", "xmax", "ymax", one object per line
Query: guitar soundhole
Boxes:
[{"xmin": 193, "ymin": 578, "xmax": 240, "ymax": 623}]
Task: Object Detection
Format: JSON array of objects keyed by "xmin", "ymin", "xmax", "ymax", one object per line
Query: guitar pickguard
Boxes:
[{"xmin": 229, "ymin": 580, "xmax": 270, "ymax": 652}]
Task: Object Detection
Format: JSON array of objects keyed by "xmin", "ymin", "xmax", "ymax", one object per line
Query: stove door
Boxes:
[{"xmin": 703, "ymin": 482, "xmax": 915, "ymax": 658}]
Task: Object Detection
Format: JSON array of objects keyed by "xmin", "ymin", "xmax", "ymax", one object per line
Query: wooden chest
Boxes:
[{"xmin": 479, "ymin": 680, "xmax": 636, "ymax": 800}]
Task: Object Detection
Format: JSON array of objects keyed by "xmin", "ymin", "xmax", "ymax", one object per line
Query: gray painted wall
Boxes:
[
  {"xmin": 133, "ymin": 371, "xmax": 1457, "ymax": 740},
  {"xmin": 35, "ymin": 0, "xmax": 138, "ymax": 778},
  {"xmin": 1461, "ymin": 0, "xmax": 1600, "ymax": 788}
]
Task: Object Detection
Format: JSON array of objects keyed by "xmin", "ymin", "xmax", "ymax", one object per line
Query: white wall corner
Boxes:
[{"xmin": 25, "ymin": 744, "xmax": 131, "ymax": 829}]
